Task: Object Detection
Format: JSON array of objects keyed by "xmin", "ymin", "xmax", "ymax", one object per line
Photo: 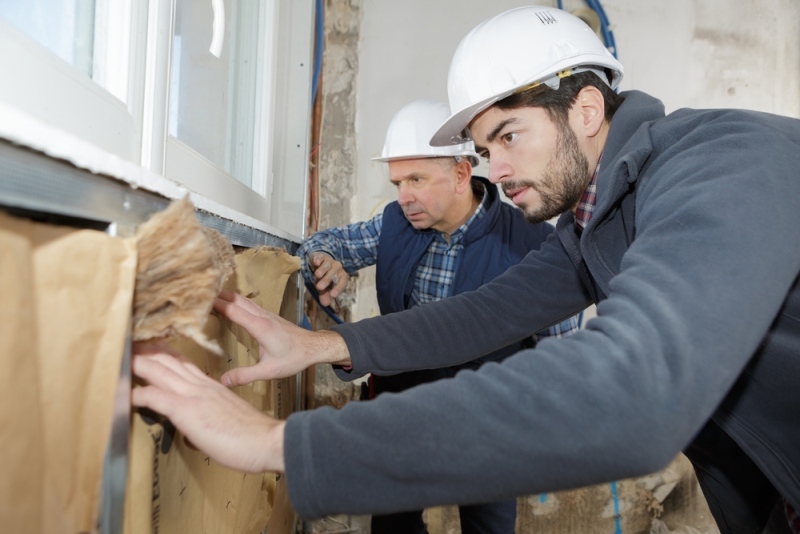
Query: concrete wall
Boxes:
[{"xmin": 349, "ymin": 0, "xmax": 800, "ymax": 319}]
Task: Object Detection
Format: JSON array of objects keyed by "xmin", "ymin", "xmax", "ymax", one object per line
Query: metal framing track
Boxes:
[{"xmin": 0, "ymin": 139, "xmax": 299, "ymax": 252}]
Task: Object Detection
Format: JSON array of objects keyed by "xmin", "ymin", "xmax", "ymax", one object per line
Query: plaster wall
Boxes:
[{"xmin": 350, "ymin": 0, "xmax": 800, "ymax": 320}]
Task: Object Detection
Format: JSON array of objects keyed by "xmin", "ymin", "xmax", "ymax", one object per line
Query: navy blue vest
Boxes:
[{"xmin": 371, "ymin": 177, "xmax": 555, "ymax": 393}]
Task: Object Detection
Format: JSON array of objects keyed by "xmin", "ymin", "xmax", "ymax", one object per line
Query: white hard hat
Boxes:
[
  {"xmin": 431, "ymin": 6, "xmax": 624, "ymax": 147},
  {"xmin": 373, "ymin": 100, "xmax": 480, "ymax": 166}
]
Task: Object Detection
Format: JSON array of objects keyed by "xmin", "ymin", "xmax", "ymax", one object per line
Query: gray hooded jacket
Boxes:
[{"xmin": 284, "ymin": 91, "xmax": 800, "ymax": 519}]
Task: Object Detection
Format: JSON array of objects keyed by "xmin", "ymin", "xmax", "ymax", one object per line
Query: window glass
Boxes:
[
  {"xmin": 169, "ymin": 0, "xmax": 265, "ymax": 190},
  {"xmin": 0, "ymin": 0, "xmax": 95, "ymax": 77}
]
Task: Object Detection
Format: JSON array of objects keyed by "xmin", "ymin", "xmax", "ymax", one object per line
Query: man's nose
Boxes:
[
  {"xmin": 488, "ymin": 157, "xmax": 512, "ymax": 184},
  {"xmin": 397, "ymin": 184, "xmax": 414, "ymax": 205}
]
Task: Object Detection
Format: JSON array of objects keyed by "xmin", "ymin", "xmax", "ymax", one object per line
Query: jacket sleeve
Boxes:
[
  {"xmin": 331, "ymin": 230, "xmax": 593, "ymax": 377},
  {"xmin": 285, "ymin": 117, "xmax": 800, "ymax": 519}
]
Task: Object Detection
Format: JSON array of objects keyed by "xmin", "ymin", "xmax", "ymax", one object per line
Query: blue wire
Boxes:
[
  {"xmin": 557, "ymin": 0, "xmax": 564, "ymax": 9},
  {"xmin": 584, "ymin": 0, "xmax": 617, "ymax": 58},
  {"xmin": 311, "ymin": 0, "xmax": 324, "ymax": 106},
  {"xmin": 305, "ymin": 281, "xmax": 345, "ymax": 324}
]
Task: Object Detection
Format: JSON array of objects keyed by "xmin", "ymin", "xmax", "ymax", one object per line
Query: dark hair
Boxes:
[{"xmin": 494, "ymin": 70, "xmax": 624, "ymax": 126}]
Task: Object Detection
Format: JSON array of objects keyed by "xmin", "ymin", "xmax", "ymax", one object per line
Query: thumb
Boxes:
[{"xmin": 221, "ymin": 364, "xmax": 271, "ymax": 387}]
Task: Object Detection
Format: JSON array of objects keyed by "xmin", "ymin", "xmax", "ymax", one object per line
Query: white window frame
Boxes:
[
  {"xmin": 155, "ymin": 0, "xmax": 312, "ymax": 236},
  {"xmin": 0, "ymin": 1, "xmax": 148, "ymax": 163},
  {"xmin": 0, "ymin": 0, "xmax": 314, "ymax": 239}
]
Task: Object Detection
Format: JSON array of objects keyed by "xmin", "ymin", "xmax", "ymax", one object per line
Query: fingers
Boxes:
[
  {"xmin": 214, "ymin": 290, "xmax": 268, "ymax": 318},
  {"xmin": 216, "ymin": 289, "xmax": 237, "ymax": 302},
  {"xmin": 315, "ymin": 262, "xmax": 346, "ymax": 292},
  {"xmin": 310, "ymin": 252, "xmax": 328, "ymax": 267},
  {"xmin": 221, "ymin": 363, "xmax": 274, "ymax": 387},
  {"xmin": 310, "ymin": 253, "xmax": 335, "ymax": 284},
  {"xmin": 133, "ymin": 353, "xmax": 215, "ymax": 402},
  {"xmin": 214, "ymin": 297, "xmax": 271, "ymax": 338},
  {"xmin": 131, "ymin": 384, "xmax": 175, "ymax": 413},
  {"xmin": 314, "ymin": 258, "xmax": 332, "ymax": 280},
  {"xmin": 331, "ymin": 271, "xmax": 349, "ymax": 298},
  {"xmin": 318, "ymin": 291, "xmax": 333, "ymax": 307}
]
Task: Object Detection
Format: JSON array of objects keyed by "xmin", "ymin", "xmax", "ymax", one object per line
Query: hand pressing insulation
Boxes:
[
  {"xmin": 213, "ymin": 289, "xmax": 351, "ymax": 386},
  {"xmin": 131, "ymin": 342, "xmax": 286, "ymax": 473}
]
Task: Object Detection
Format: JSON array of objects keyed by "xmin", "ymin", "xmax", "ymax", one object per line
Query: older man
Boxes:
[{"xmin": 133, "ymin": 7, "xmax": 800, "ymax": 534}]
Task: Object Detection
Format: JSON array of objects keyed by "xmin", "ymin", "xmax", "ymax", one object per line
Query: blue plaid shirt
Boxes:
[{"xmin": 299, "ymin": 190, "xmax": 579, "ymax": 340}]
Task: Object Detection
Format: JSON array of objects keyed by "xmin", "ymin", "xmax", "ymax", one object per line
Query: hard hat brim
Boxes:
[
  {"xmin": 430, "ymin": 97, "xmax": 498, "ymax": 148},
  {"xmin": 432, "ymin": 59, "xmax": 623, "ymax": 147},
  {"xmin": 372, "ymin": 154, "xmax": 479, "ymax": 167}
]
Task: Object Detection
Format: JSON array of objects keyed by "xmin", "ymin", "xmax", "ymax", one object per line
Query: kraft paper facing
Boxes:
[
  {"xmin": 124, "ymin": 247, "xmax": 300, "ymax": 534},
  {"xmin": 0, "ymin": 211, "xmax": 137, "ymax": 534},
  {"xmin": 0, "ymin": 212, "xmax": 44, "ymax": 534}
]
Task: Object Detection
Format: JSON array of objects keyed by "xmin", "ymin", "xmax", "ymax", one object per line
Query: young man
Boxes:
[
  {"xmin": 295, "ymin": 99, "xmax": 577, "ymax": 534},
  {"xmin": 133, "ymin": 7, "xmax": 800, "ymax": 534}
]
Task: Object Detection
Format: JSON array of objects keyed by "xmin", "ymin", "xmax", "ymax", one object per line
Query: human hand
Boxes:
[
  {"xmin": 131, "ymin": 346, "xmax": 285, "ymax": 473},
  {"xmin": 213, "ymin": 290, "xmax": 351, "ymax": 386},
  {"xmin": 308, "ymin": 252, "xmax": 349, "ymax": 306}
]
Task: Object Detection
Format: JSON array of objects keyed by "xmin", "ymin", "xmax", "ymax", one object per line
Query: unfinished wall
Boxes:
[
  {"xmin": 318, "ymin": 0, "xmax": 362, "ymax": 234},
  {"xmin": 312, "ymin": 0, "xmax": 366, "ymax": 407}
]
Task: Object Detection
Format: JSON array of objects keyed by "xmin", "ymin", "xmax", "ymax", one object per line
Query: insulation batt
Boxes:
[{"xmin": 132, "ymin": 197, "xmax": 235, "ymax": 355}]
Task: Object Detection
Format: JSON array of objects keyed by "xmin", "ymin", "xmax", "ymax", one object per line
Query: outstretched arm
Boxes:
[
  {"xmin": 332, "ymin": 232, "xmax": 592, "ymax": 377},
  {"xmin": 214, "ymin": 232, "xmax": 591, "ymax": 385}
]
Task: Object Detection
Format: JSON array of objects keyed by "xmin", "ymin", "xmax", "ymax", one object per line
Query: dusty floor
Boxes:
[
  {"xmin": 306, "ymin": 454, "xmax": 721, "ymax": 534},
  {"xmin": 423, "ymin": 454, "xmax": 719, "ymax": 534}
]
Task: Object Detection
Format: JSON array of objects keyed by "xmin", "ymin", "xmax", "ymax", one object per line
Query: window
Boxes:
[
  {"xmin": 169, "ymin": 0, "xmax": 265, "ymax": 189},
  {"xmin": 0, "ymin": 0, "xmax": 96, "ymax": 77},
  {"xmin": 0, "ymin": 0, "xmax": 313, "ymax": 237}
]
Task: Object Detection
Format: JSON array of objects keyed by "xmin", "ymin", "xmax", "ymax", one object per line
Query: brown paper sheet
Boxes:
[
  {"xmin": 124, "ymin": 247, "xmax": 300, "ymax": 534},
  {"xmin": 0, "ymin": 213, "xmax": 44, "ymax": 534},
  {"xmin": 34, "ymin": 222, "xmax": 137, "ymax": 533},
  {"xmin": 0, "ymin": 211, "xmax": 137, "ymax": 533}
]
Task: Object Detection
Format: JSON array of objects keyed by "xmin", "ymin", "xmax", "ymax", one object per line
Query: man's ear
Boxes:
[
  {"xmin": 575, "ymin": 85, "xmax": 606, "ymax": 138},
  {"xmin": 455, "ymin": 160, "xmax": 473, "ymax": 192}
]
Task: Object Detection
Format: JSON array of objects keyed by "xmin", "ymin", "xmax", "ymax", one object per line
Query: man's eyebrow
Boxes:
[
  {"xmin": 391, "ymin": 172, "xmax": 425, "ymax": 185},
  {"xmin": 486, "ymin": 118, "xmax": 519, "ymax": 143}
]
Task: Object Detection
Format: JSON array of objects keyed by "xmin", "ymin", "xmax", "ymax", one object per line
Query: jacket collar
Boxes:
[
  {"xmin": 460, "ymin": 176, "xmax": 502, "ymax": 246},
  {"xmin": 589, "ymin": 91, "xmax": 665, "ymax": 232}
]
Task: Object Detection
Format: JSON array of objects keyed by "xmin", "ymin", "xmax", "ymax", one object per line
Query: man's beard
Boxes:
[{"xmin": 503, "ymin": 120, "xmax": 590, "ymax": 225}]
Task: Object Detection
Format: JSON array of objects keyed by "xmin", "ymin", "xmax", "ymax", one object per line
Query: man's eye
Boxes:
[
  {"xmin": 480, "ymin": 151, "xmax": 490, "ymax": 161},
  {"xmin": 502, "ymin": 132, "xmax": 516, "ymax": 144},
  {"xmin": 412, "ymin": 177, "xmax": 422, "ymax": 183}
]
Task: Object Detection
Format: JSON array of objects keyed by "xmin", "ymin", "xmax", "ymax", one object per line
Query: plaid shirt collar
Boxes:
[{"xmin": 574, "ymin": 154, "xmax": 602, "ymax": 231}]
